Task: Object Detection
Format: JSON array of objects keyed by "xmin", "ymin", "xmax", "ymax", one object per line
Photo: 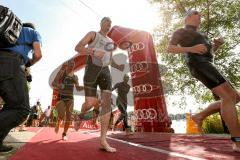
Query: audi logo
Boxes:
[
  {"xmin": 133, "ymin": 108, "xmax": 157, "ymax": 120},
  {"xmin": 130, "ymin": 61, "xmax": 148, "ymax": 73},
  {"xmin": 127, "ymin": 42, "xmax": 145, "ymax": 54},
  {"xmin": 133, "ymin": 84, "xmax": 153, "ymax": 94}
]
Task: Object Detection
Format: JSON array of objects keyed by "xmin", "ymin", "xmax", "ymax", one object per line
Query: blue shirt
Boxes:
[{"xmin": 6, "ymin": 27, "xmax": 42, "ymax": 64}]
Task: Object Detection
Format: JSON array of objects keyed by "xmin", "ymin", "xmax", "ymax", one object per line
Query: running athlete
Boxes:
[
  {"xmin": 112, "ymin": 74, "xmax": 132, "ymax": 135},
  {"xmin": 168, "ymin": 10, "xmax": 240, "ymax": 152},
  {"xmin": 53, "ymin": 60, "xmax": 82, "ymax": 140},
  {"xmin": 74, "ymin": 17, "xmax": 124, "ymax": 152}
]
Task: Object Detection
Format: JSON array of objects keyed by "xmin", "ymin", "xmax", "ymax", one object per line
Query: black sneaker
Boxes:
[{"xmin": 0, "ymin": 145, "xmax": 13, "ymax": 153}]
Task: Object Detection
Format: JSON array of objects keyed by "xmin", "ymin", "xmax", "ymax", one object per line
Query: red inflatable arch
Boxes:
[{"xmin": 50, "ymin": 25, "xmax": 173, "ymax": 132}]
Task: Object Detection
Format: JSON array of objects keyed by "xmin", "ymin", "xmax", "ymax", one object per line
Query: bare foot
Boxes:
[
  {"xmin": 125, "ymin": 132, "xmax": 134, "ymax": 136},
  {"xmin": 191, "ymin": 114, "xmax": 203, "ymax": 133},
  {"xmin": 100, "ymin": 141, "xmax": 116, "ymax": 153},
  {"xmin": 233, "ymin": 142, "xmax": 240, "ymax": 152},
  {"xmin": 125, "ymin": 128, "xmax": 133, "ymax": 136}
]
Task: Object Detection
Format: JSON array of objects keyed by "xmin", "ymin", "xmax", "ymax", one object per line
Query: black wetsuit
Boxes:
[
  {"xmin": 169, "ymin": 25, "xmax": 226, "ymax": 89},
  {"xmin": 112, "ymin": 82, "xmax": 130, "ymax": 129},
  {"xmin": 58, "ymin": 73, "xmax": 78, "ymax": 101}
]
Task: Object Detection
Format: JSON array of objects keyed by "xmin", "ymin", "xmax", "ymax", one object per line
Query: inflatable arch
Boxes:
[{"xmin": 49, "ymin": 25, "xmax": 173, "ymax": 132}]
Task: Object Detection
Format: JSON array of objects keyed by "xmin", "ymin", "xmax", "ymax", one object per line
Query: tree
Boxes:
[{"xmin": 150, "ymin": 0, "xmax": 240, "ymax": 108}]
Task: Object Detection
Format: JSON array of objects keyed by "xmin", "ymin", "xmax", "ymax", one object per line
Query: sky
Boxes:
[{"xmin": 2, "ymin": 0, "xmax": 169, "ymax": 111}]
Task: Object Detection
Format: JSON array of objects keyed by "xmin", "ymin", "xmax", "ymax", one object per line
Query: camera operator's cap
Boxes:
[{"xmin": 184, "ymin": 10, "xmax": 199, "ymax": 17}]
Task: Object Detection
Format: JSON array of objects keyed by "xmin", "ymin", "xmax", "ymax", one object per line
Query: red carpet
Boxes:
[
  {"xmin": 8, "ymin": 128, "xmax": 240, "ymax": 160},
  {"xmin": 110, "ymin": 133, "xmax": 240, "ymax": 160}
]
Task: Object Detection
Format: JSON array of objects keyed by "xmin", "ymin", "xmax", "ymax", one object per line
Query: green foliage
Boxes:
[
  {"xmin": 202, "ymin": 113, "xmax": 224, "ymax": 134},
  {"xmin": 199, "ymin": 107, "xmax": 240, "ymax": 134},
  {"xmin": 150, "ymin": 0, "xmax": 240, "ymax": 108}
]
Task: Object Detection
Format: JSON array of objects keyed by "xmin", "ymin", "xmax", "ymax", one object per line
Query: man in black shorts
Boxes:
[
  {"xmin": 168, "ymin": 10, "xmax": 240, "ymax": 152},
  {"xmin": 112, "ymin": 74, "xmax": 132, "ymax": 135},
  {"xmin": 74, "ymin": 17, "xmax": 124, "ymax": 152}
]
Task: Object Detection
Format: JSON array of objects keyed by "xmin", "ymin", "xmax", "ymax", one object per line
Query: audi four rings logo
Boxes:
[
  {"xmin": 127, "ymin": 42, "xmax": 145, "ymax": 54},
  {"xmin": 133, "ymin": 84, "xmax": 153, "ymax": 94},
  {"xmin": 133, "ymin": 108, "xmax": 157, "ymax": 120},
  {"xmin": 130, "ymin": 61, "xmax": 148, "ymax": 73}
]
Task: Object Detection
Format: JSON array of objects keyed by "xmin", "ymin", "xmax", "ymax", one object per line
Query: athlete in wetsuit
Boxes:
[
  {"xmin": 168, "ymin": 10, "xmax": 240, "ymax": 152},
  {"xmin": 112, "ymin": 74, "xmax": 132, "ymax": 135},
  {"xmin": 53, "ymin": 60, "xmax": 82, "ymax": 140}
]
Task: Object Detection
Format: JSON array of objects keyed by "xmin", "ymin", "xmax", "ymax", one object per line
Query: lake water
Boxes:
[{"xmin": 171, "ymin": 120, "xmax": 186, "ymax": 133}]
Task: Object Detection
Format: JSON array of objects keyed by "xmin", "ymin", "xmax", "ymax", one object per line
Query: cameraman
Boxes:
[{"xmin": 0, "ymin": 22, "xmax": 42, "ymax": 153}]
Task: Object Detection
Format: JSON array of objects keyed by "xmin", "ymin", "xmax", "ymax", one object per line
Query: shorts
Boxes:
[
  {"xmin": 187, "ymin": 60, "xmax": 226, "ymax": 89},
  {"xmin": 56, "ymin": 99, "xmax": 73, "ymax": 120},
  {"xmin": 84, "ymin": 63, "xmax": 112, "ymax": 97}
]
